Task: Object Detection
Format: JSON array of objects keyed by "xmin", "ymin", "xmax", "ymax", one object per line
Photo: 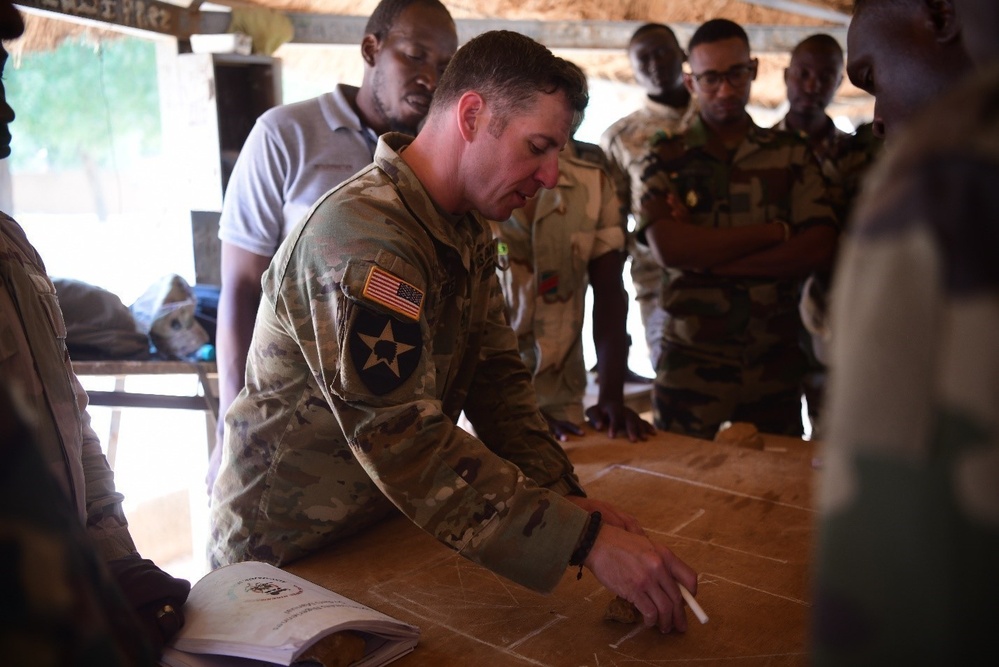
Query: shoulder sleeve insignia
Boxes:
[
  {"xmin": 495, "ymin": 239, "xmax": 510, "ymax": 271},
  {"xmin": 650, "ymin": 129, "xmax": 674, "ymax": 147},
  {"xmin": 348, "ymin": 305, "xmax": 422, "ymax": 395},
  {"xmin": 362, "ymin": 265, "xmax": 424, "ymax": 321}
]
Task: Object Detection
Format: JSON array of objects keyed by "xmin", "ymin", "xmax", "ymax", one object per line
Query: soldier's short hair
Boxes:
[
  {"xmin": 363, "ymin": 0, "xmax": 452, "ymax": 42},
  {"xmin": 629, "ymin": 23, "xmax": 681, "ymax": 49},
  {"xmin": 792, "ymin": 33, "xmax": 844, "ymax": 62},
  {"xmin": 429, "ymin": 30, "xmax": 589, "ymax": 137},
  {"xmin": 688, "ymin": 18, "xmax": 750, "ymax": 53}
]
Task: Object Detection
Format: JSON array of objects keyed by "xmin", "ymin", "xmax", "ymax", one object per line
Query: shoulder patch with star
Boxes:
[{"xmin": 348, "ymin": 305, "xmax": 421, "ymax": 395}]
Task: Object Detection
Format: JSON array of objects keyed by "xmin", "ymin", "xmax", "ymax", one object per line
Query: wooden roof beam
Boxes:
[
  {"xmin": 12, "ymin": 3, "xmax": 848, "ymax": 53},
  {"xmin": 741, "ymin": 0, "xmax": 850, "ymax": 26},
  {"xmin": 289, "ymin": 15, "xmax": 847, "ymax": 53}
]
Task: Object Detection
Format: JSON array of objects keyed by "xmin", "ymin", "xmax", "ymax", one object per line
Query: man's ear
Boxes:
[
  {"xmin": 682, "ymin": 72, "xmax": 696, "ymax": 96},
  {"xmin": 926, "ymin": 0, "xmax": 961, "ymax": 44},
  {"xmin": 360, "ymin": 33, "xmax": 379, "ymax": 67},
  {"xmin": 456, "ymin": 91, "xmax": 484, "ymax": 142}
]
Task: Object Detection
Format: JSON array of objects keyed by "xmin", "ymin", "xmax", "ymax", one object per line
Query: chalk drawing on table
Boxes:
[
  {"xmin": 362, "ymin": 459, "xmax": 813, "ymax": 666},
  {"xmin": 609, "ymin": 624, "xmax": 645, "ymax": 649},
  {"xmin": 368, "ymin": 554, "xmax": 570, "ymax": 651},
  {"xmin": 700, "ymin": 573, "xmax": 809, "ymax": 607},
  {"xmin": 667, "ymin": 508, "xmax": 706, "ymax": 534},
  {"xmin": 651, "ymin": 529, "xmax": 792, "ymax": 565},
  {"xmin": 609, "ymin": 464, "xmax": 814, "ymax": 512}
]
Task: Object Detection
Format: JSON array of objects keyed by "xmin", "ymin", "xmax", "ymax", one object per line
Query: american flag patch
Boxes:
[{"xmin": 362, "ymin": 266, "xmax": 424, "ymax": 321}]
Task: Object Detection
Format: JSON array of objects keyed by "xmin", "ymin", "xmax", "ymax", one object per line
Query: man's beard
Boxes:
[{"xmin": 371, "ymin": 68, "xmax": 419, "ymax": 136}]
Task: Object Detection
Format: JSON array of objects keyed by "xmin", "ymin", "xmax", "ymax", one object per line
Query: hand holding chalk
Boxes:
[{"xmin": 679, "ymin": 583, "xmax": 709, "ymax": 624}]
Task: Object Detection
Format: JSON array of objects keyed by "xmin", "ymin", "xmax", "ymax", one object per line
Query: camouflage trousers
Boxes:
[
  {"xmin": 653, "ymin": 342, "xmax": 806, "ymax": 439},
  {"xmin": 627, "ymin": 237, "xmax": 667, "ymax": 369}
]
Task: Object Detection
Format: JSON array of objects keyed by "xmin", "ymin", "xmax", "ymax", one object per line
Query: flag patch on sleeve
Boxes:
[{"xmin": 362, "ymin": 266, "xmax": 424, "ymax": 321}]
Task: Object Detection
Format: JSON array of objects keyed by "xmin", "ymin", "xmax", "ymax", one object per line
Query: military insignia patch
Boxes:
[
  {"xmin": 538, "ymin": 270, "xmax": 559, "ymax": 296},
  {"xmin": 349, "ymin": 306, "xmax": 421, "ymax": 395},
  {"xmin": 362, "ymin": 265, "xmax": 424, "ymax": 321},
  {"xmin": 495, "ymin": 240, "xmax": 510, "ymax": 271}
]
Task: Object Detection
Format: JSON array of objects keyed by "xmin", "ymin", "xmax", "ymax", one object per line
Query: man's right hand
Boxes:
[
  {"xmin": 583, "ymin": 523, "xmax": 698, "ymax": 634},
  {"xmin": 542, "ymin": 411, "xmax": 585, "ymax": 441}
]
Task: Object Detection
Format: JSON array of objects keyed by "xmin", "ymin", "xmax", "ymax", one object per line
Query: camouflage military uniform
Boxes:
[
  {"xmin": 210, "ymin": 133, "xmax": 589, "ymax": 593},
  {"xmin": 492, "ymin": 140, "xmax": 626, "ymax": 424},
  {"xmin": 600, "ymin": 96, "xmax": 698, "ymax": 368},
  {"xmin": 0, "ymin": 385, "xmax": 156, "ymax": 666},
  {"xmin": 636, "ymin": 116, "xmax": 838, "ymax": 438},
  {"xmin": 813, "ymin": 65, "xmax": 999, "ymax": 665},
  {"xmin": 774, "ymin": 117, "xmax": 884, "ymax": 437},
  {"xmin": 1, "ymin": 213, "xmax": 163, "ymax": 664},
  {"xmin": 0, "ymin": 212, "xmax": 136, "ymax": 561}
]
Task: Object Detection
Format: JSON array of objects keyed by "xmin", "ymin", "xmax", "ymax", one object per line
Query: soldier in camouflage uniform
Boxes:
[
  {"xmin": 1, "ymin": 384, "xmax": 157, "ymax": 666},
  {"xmin": 773, "ymin": 33, "xmax": 881, "ymax": 437},
  {"xmin": 210, "ymin": 31, "xmax": 699, "ymax": 634},
  {"xmin": 636, "ymin": 19, "xmax": 839, "ymax": 439},
  {"xmin": 813, "ymin": 0, "xmax": 994, "ymax": 662},
  {"xmin": 773, "ymin": 34, "xmax": 854, "ymax": 213},
  {"xmin": 601, "ymin": 23, "xmax": 698, "ymax": 371},
  {"xmin": 493, "ymin": 135, "xmax": 654, "ymax": 442},
  {"xmin": 0, "ymin": 1, "xmax": 190, "ymax": 659}
]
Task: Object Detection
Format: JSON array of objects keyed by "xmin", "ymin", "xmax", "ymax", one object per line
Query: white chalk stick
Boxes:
[{"xmin": 679, "ymin": 583, "xmax": 709, "ymax": 624}]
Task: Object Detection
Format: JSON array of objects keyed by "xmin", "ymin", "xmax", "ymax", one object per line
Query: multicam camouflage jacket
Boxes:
[
  {"xmin": 635, "ymin": 115, "xmax": 839, "ymax": 364},
  {"xmin": 0, "ymin": 212, "xmax": 136, "ymax": 562},
  {"xmin": 814, "ymin": 65, "xmax": 999, "ymax": 665},
  {"xmin": 492, "ymin": 140, "xmax": 626, "ymax": 424},
  {"xmin": 210, "ymin": 133, "xmax": 589, "ymax": 593}
]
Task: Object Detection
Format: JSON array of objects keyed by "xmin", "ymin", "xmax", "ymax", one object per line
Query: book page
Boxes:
[{"xmin": 170, "ymin": 561, "xmax": 418, "ymax": 665}]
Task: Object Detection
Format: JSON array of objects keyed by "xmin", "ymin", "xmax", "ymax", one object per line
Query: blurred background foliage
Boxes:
[{"xmin": 6, "ymin": 36, "xmax": 161, "ymax": 171}]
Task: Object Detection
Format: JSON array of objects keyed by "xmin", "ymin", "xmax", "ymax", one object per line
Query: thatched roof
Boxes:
[
  {"xmin": 225, "ymin": 0, "xmax": 845, "ymax": 25},
  {"xmin": 11, "ymin": 0, "xmax": 870, "ymax": 120}
]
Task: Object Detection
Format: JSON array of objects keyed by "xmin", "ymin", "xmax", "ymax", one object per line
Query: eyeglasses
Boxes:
[{"xmin": 688, "ymin": 60, "xmax": 758, "ymax": 92}]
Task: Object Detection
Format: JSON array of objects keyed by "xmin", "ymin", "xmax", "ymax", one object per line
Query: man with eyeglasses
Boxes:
[{"xmin": 635, "ymin": 18, "xmax": 839, "ymax": 440}]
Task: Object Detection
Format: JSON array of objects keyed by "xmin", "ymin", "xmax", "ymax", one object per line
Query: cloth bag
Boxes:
[
  {"xmin": 130, "ymin": 274, "xmax": 209, "ymax": 360},
  {"xmin": 52, "ymin": 277, "xmax": 150, "ymax": 360}
]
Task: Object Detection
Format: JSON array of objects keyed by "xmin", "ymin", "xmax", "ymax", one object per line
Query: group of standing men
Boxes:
[
  {"xmin": 603, "ymin": 20, "xmax": 874, "ymax": 440},
  {"xmin": 4, "ymin": 0, "xmax": 996, "ymax": 662},
  {"xmin": 205, "ymin": 0, "xmax": 879, "ymax": 640}
]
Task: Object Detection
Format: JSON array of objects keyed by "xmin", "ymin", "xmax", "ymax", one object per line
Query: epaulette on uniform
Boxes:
[
  {"xmin": 649, "ymin": 128, "xmax": 677, "ymax": 148},
  {"xmin": 569, "ymin": 139, "xmax": 612, "ymax": 172},
  {"xmin": 760, "ymin": 124, "xmax": 809, "ymax": 149}
]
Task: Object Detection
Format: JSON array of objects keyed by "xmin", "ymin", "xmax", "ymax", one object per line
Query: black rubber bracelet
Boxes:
[{"xmin": 569, "ymin": 511, "xmax": 603, "ymax": 580}]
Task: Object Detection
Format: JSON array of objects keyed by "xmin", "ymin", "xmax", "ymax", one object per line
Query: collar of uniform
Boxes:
[
  {"xmin": 686, "ymin": 113, "xmax": 773, "ymax": 163},
  {"xmin": 641, "ymin": 94, "xmax": 686, "ymax": 121},
  {"xmin": 374, "ymin": 132, "xmax": 480, "ymax": 272},
  {"xmin": 775, "ymin": 113, "xmax": 847, "ymax": 144}
]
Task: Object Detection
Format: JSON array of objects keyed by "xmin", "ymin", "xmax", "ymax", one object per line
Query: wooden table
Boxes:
[
  {"xmin": 287, "ymin": 428, "xmax": 818, "ymax": 666},
  {"xmin": 72, "ymin": 359, "xmax": 219, "ymax": 465}
]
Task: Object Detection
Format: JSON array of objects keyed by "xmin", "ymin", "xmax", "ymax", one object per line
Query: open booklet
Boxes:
[{"xmin": 160, "ymin": 561, "xmax": 419, "ymax": 667}]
